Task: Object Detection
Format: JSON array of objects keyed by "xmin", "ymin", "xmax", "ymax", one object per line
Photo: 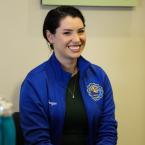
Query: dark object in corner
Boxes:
[{"xmin": 12, "ymin": 112, "xmax": 24, "ymax": 145}]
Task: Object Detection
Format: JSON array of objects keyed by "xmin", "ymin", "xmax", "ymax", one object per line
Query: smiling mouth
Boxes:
[{"xmin": 68, "ymin": 45, "xmax": 82, "ymax": 51}]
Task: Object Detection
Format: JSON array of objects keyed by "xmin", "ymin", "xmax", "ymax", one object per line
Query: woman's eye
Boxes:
[
  {"xmin": 78, "ymin": 29, "xmax": 85, "ymax": 34},
  {"xmin": 63, "ymin": 32, "xmax": 71, "ymax": 35}
]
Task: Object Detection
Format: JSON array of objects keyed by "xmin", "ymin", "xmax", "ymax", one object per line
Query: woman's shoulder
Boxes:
[
  {"xmin": 24, "ymin": 60, "xmax": 48, "ymax": 82},
  {"xmin": 90, "ymin": 63, "xmax": 106, "ymax": 74},
  {"xmin": 87, "ymin": 63, "xmax": 110, "ymax": 83},
  {"xmin": 78, "ymin": 56, "xmax": 108, "ymax": 79}
]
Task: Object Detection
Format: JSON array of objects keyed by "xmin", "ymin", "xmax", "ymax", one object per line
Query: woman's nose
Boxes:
[{"xmin": 72, "ymin": 33, "xmax": 80, "ymax": 42}]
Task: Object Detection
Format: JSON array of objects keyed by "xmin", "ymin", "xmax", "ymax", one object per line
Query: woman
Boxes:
[{"xmin": 20, "ymin": 6, "xmax": 117, "ymax": 145}]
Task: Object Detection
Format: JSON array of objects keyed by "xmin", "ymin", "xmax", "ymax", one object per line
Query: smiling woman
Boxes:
[
  {"xmin": 46, "ymin": 16, "xmax": 86, "ymax": 70},
  {"xmin": 19, "ymin": 6, "xmax": 118, "ymax": 145},
  {"xmin": 42, "ymin": 0, "xmax": 138, "ymax": 6}
]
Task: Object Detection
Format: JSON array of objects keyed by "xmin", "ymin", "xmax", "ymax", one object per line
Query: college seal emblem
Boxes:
[{"xmin": 87, "ymin": 83, "xmax": 103, "ymax": 101}]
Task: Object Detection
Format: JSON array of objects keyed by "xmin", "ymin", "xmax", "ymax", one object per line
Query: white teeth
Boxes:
[{"xmin": 68, "ymin": 45, "xmax": 80, "ymax": 50}]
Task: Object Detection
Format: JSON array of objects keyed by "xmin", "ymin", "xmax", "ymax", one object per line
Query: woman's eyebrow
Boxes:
[
  {"xmin": 63, "ymin": 27, "xmax": 85, "ymax": 31},
  {"xmin": 63, "ymin": 29, "xmax": 73, "ymax": 31}
]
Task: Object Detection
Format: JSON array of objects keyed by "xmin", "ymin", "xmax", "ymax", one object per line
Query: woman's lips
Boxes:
[{"xmin": 68, "ymin": 45, "xmax": 81, "ymax": 52}]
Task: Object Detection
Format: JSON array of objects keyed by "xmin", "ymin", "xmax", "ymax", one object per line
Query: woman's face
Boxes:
[{"xmin": 47, "ymin": 16, "xmax": 86, "ymax": 62}]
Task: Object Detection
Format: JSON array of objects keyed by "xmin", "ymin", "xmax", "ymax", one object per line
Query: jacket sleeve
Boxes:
[
  {"xmin": 96, "ymin": 74, "xmax": 118, "ymax": 145},
  {"xmin": 19, "ymin": 78, "xmax": 53, "ymax": 145}
]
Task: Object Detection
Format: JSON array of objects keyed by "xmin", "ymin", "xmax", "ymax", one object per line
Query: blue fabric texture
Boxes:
[{"xmin": 20, "ymin": 53, "xmax": 117, "ymax": 145}]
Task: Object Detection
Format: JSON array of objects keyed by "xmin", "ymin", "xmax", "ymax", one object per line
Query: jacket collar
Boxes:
[
  {"xmin": 77, "ymin": 55, "xmax": 90, "ymax": 79},
  {"xmin": 45, "ymin": 52, "xmax": 91, "ymax": 87}
]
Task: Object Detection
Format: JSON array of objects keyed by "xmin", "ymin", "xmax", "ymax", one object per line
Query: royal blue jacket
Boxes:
[{"xmin": 20, "ymin": 53, "xmax": 117, "ymax": 145}]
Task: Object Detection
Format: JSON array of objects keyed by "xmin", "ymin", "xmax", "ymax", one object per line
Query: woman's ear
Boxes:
[{"xmin": 46, "ymin": 30, "xmax": 54, "ymax": 44}]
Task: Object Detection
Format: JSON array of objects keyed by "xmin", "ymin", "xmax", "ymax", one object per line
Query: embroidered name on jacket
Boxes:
[{"xmin": 87, "ymin": 83, "xmax": 103, "ymax": 101}]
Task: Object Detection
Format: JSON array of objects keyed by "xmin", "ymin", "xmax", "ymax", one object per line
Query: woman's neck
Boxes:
[
  {"xmin": 55, "ymin": 53, "xmax": 77, "ymax": 74},
  {"xmin": 62, "ymin": 62, "xmax": 78, "ymax": 75}
]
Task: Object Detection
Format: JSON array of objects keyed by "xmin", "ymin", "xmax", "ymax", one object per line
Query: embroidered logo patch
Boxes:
[{"xmin": 87, "ymin": 83, "xmax": 103, "ymax": 101}]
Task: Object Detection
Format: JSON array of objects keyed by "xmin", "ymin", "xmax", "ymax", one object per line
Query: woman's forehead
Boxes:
[{"xmin": 59, "ymin": 16, "xmax": 83, "ymax": 27}]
